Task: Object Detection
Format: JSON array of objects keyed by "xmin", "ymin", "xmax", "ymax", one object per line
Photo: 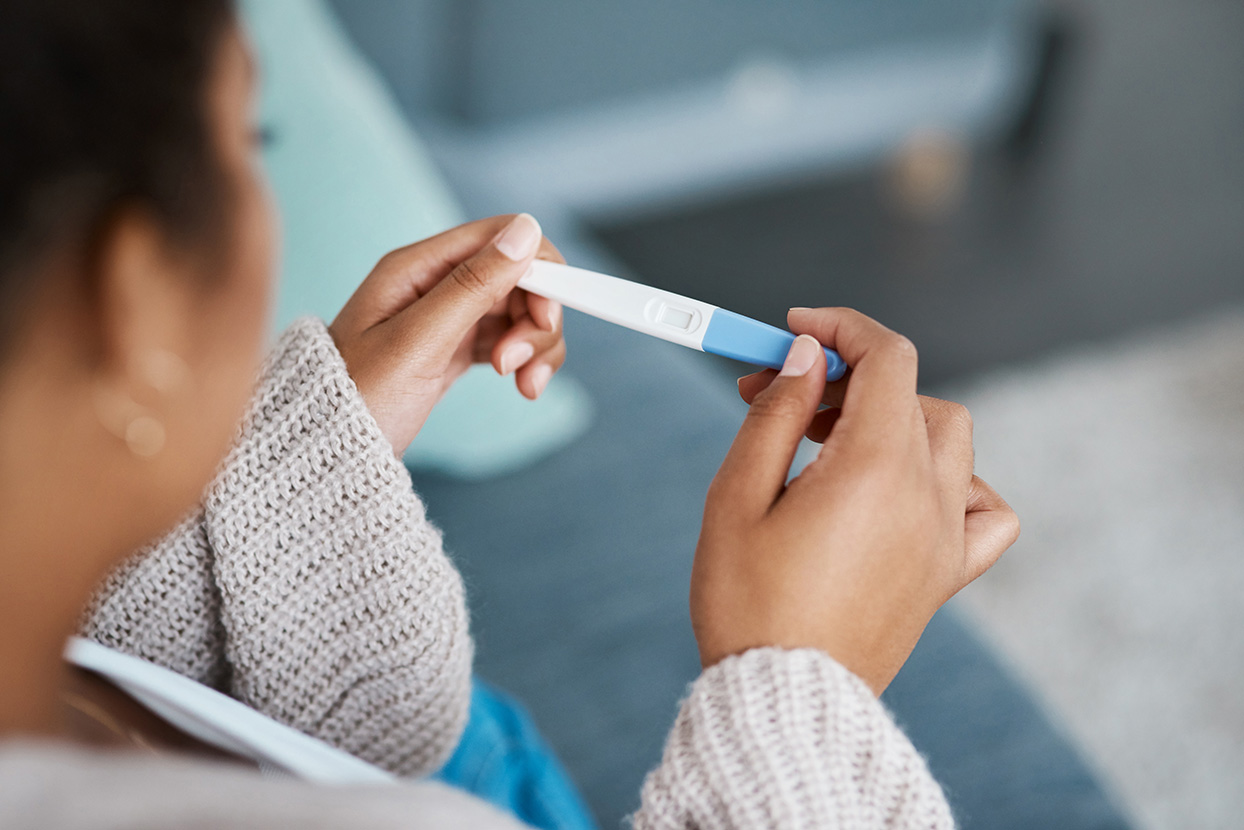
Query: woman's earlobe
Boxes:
[
  {"xmin": 131, "ymin": 349, "xmax": 191, "ymax": 396},
  {"xmin": 93, "ymin": 380, "xmax": 166, "ymax": 459},
  {"xmin": 93, "ymin": 349, "xmax": 191, "ymax": 459}
]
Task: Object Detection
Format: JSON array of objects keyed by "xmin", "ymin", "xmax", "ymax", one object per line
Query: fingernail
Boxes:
[
  {"xmin": 500, "ymin": 341, "xmax": 535, "ymax": 375},
  {"xmin": 780, "ymin": 334, "xmax": 820, "ymax": 377},
  {"xmin": 530, "ymin": 363, "xmax": 553, "ymax": 397},
  {"xmin": 543, "ymin": 301, "xmax": 561, "ymax": 332},
  {"xmin": 495, "ymin": 213, "xmax": 541, "ymax": 261},
  {"xmin": 789, "ymin": 307, "xmax": 812, "ymax": 313}
]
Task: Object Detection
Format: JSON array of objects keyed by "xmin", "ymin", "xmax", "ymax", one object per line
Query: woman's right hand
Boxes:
[
  {"xmin": 691, "ymin": 307, "xmax": 1019, "ymax": 694},
  {"xmin": 329, "ymin": 215, "xmax": 566, "ymax": 457}
]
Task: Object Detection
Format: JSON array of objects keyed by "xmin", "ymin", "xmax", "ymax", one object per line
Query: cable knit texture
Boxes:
[
  {"xmin": 81, "ymin": 317, "xmax": 473, "ymax": 777},
  {"xmin": 635, "ymin": 648, "xmax": 955, "ymax": 830},
  {"xmin": 28, "ymin": 317, "xmax": 961, "ymax": 828}
]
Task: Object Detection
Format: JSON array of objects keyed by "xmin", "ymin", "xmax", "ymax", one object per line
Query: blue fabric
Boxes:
[{"xmin": 436, "ymin": 680, "xmax": 598, "ymax": 830}]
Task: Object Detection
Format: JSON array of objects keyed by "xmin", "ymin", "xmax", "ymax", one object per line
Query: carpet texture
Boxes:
[{"xmin": 948, "ymin": 307, "xmax": 1244, "ymax": 830}]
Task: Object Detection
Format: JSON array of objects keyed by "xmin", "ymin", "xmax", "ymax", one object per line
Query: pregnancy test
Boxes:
[{"xmin": 519, "ymin": 260, "xmax": 847, "ymax": 381}]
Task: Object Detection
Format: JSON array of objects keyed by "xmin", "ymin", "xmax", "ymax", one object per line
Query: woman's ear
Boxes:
[{"xmin": 90, "ymin": 208, "xmax": 197, "ymax": 388}]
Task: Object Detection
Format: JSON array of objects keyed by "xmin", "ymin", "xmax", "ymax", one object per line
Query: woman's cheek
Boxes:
[{"xmin": 187, "ymin": 167, "xmax": 278, "ymax": 477}]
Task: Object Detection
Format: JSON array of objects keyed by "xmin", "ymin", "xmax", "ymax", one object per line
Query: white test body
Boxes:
[
  {"xmin": 518, "ymin": 260, "xmax": 848, "ymax": 380},
  {"xmin": 519, "ymin": 260, "xmax": 717, "ymax": 351}
]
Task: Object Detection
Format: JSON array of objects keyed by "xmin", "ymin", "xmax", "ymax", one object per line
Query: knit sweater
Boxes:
[{"xmin": 0, "ymin": 318, "xmax": 954, "ymax": 829}]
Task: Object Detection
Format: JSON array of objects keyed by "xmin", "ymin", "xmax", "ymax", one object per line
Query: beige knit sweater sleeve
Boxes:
[
  {"xmin": 69, "ymin": 316, "xmax": 955, "ymax": 829},
  {"xmin": 633, "ymin": 648, "xmax": 954, "ymax": 829},
  {"xmin": 81, "ymin": 317, "xmax": 473, "ymax": 777}
]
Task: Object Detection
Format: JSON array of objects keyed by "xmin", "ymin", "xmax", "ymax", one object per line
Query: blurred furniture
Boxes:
[
  {"xmin": 244, "ymin": 0, "xmax": 594, "ymax": 481},
  {"xmin": 335, "ymin": 0, "xmax": 1055, "ymax": 229}
]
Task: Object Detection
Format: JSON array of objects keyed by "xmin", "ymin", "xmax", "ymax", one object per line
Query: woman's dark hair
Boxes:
[{"xmin": 0, "ymin": 0, "xmax": 235, "ymax": 340}]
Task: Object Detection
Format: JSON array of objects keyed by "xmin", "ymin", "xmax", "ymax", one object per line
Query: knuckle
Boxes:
[
  {"xmin": 1003, "ymin": 508, "xmax": 1021, "ymax": 545},
  {"xmin": 748, "ymin": 385, "xmax": 804, "ymax": 422},
  {"xmin": 889, "ymin": 334, "xmax": 919, "ymax": 363},
  {"xmin": 926, "ymin": 398, "xmax": 973, "ymax": 443},
  {"xmin": 947, "ymin": 401, "xmax": 973, "ymax": 434},
  {"xmin": 450, "ymin": 258, "xmax": 492, "ymax": 298},
  {"xmin": 374, "ymin": 248, "xmax": 403, "ymax": 273},
  {"xmin": 544, "ymin": 341, "xmax": 568, "ymax": 371}
]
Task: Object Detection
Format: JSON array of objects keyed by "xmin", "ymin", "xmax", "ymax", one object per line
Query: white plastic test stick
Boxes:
[{"xmin": 519, "ymin": 260, "xmax": 847, "ymax": 380}]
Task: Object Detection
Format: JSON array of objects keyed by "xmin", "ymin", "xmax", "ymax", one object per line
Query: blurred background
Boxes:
[{"xmin": 292, "ymin": 1, "xmax": 1242, "ymax": 827}]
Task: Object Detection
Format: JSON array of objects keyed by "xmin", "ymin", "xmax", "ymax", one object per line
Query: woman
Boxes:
[{"xmin": 0, "ymin": 1, "xmax": 1019, "ymax": 827}]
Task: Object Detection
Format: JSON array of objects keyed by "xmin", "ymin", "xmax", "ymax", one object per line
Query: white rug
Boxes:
[{"xmin": 943, "ymin": 308, "xmax": 1244, "ymax": 830}]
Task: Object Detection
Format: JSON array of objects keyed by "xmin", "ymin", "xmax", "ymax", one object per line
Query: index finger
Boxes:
[
  {"xmin": 737, "ymin": 368, "xmax": 851, "ymax": 408},
  {"xmin": 524, "ymin": 237, "xmax": 567, "ymax": 332},
  {"xmin": 339, "ymin": 216, "xmax": 520, "ymax": 331},
  {"xmin": 786, "ymin": 307, "xmax": 921, "ymax": 434}
]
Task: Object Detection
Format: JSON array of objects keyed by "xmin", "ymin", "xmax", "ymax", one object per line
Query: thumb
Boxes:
[
  {"xmin": 394, "ymin": 213, "xmax": 543, "ymax": 361},
  {"xmin": 709, "ymin": 335, "xmax": 827, "ymax": 518}
]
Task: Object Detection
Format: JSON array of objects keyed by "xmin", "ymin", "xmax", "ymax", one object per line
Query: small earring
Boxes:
[
  {"xmin": 93, "ymin": 385, "xmax": 166, "ymax": 459},
  {"xmin": 94, "ymin": 349, "xmax": 187, "ymax": 459},
  {"xmin": 124, "ymin": 413, "xmax": 166, "ymax": 458}
]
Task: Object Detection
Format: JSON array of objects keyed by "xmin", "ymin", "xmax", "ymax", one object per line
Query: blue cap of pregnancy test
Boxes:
[{"xmin": 701, "ymin": 309, "xmax": 847, "ymax": 381}]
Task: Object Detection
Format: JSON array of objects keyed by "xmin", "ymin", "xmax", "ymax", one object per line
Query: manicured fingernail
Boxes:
[
  {"xmin": 780, "ymin": 334, "xmax": 820, "ymax": 377},
  {"xmin": 500, "ymin": 341, "xmax": 535, "ymax": 374},
  {"xmin": 543, "ymin": 301, "xmax": 561, "ymax": 332},
  {"xmin": 789, "ymin": 307, "xmax": 812, "ymax": 312},
  {"xmin": 495, "ymin": 213, "xmax": 542, "ymax": 261},
  {"xmin": 530, "ymin": 363, "xmax": 553, "ymax": 397}
]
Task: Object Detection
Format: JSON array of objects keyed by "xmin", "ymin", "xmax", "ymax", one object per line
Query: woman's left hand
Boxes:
[{"xmin": 329, "ymin": 214, "xmax": 566, "ymax": 456}]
